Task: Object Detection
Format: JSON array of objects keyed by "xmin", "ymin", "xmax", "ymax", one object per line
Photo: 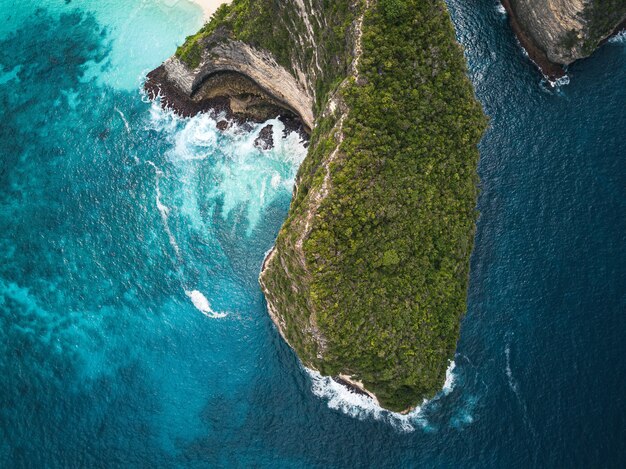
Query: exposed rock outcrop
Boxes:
[
  {"xmin": 253, "ymin": 124, "xmax": 274, "ymax": 150},
  {"xmin": 502, "ymin": 0, "xmax": 626, "ymax": 79},
  {"xmin": 145, "ymin": 32, "xmax": 314, "ymax": 132}
]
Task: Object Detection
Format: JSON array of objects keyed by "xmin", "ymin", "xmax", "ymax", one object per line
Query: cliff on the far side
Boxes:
[{"xmin": 501, "ymin": 0, "xmax": 626, "ymax": 77}]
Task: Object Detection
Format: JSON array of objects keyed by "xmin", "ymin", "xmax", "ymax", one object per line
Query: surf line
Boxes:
[{"xmin": 147, "ymin": 160, "xmax": 227, "ymax": 319}]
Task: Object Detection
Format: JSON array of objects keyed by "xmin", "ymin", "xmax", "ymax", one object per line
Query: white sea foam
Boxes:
[
  {"xmin": 147, "ymin": 160, "xmax": 181, "ymax": 258},
  {"xmin": 306, "ymin": 359, "xmax": 457, "ymax": 432},
  {"xmin": 547, "ymin": 74, "xmax": 570, "ymax": 88},
  {"xmin": 185, "ymin": 290, "xmax": 227, "ymax": 318},
  {"xmin": 147, "ymin": 103, "xmax": 307, "ymax": 232},
  {"xmin": 307, "ymin": 368, "xmax": 423, "ymax": 432},
  {"xmin": 608, "ymin": 30, "xmax": 626, "ymax": 44},
  {"xmin": 496, "ymin": 2, "xmax": 506, "ymax": 15},
  {"xmin": 442, "ymin": 360, "xmax": 457, "ymax": 395},
  {"xmin": 169, "ymin": 113, "xmax": 219, "ymax": 161},
  {"xmin": 504, "ymin": 343, "xmax": 518, "ymax": 393}
]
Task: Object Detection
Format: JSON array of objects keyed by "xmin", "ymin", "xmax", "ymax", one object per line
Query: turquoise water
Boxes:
[{"xmin": 1, "ymin": 0, "xmax": 625, "ymax": 467}]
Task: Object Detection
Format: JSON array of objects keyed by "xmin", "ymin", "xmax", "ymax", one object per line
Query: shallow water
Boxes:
[{"xmin": 0, "ymin": 0, "xmax": 624, "ymax": 467}]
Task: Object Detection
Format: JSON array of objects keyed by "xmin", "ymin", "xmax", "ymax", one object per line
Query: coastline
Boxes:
[
  {"xmin": 144, "ymin": 64, "xmax": 309, "ymax": 139},
  {"xmin": 600, "ymin": 17, "xmax": 626, "ymax": 48},
  {"xmin": 159, "ymin": 0, "xmax": 483, "ymax": 414},
  {"xmin": 260, "ymin": 249, "xmax": 393, "ymax": 411},
  {"xmin": 499, "ymin": 0, "xmax": 566, "ymax": 80}
]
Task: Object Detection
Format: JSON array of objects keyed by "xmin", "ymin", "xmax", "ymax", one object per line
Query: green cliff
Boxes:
[{"xmin": 169, "ymin": 0, "xmax": 487, "ymax": 412}]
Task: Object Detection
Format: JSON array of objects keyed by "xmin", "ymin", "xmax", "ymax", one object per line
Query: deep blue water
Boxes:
[{"xmin": 1, "ymin": 0, "xmax": 625, "ymax": 467}]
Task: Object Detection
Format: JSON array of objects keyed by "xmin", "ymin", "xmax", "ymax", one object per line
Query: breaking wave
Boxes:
[
  {"xmin": 608, "ymin": 30, "xmax": 626, "ymax": 44},
  {"xmin": 146, "ymin": 101, "xmax": 307, "ymax": 232},
  {"xmin": 143, "ymin": 101, "xmax": 308, "ymax": 317},
  {"xmin": 306, "ymin": 360, "xmax": 457, "ymax": 432}
]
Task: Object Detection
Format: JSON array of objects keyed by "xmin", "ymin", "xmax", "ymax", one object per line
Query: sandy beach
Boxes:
[{"xmin": 189, "ymin": 0, "xmax": 232, "ymax": 20}]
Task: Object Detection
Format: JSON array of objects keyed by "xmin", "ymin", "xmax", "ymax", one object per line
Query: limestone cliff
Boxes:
[
  {"xmin": 502, "ymin": 0, "xmax": 626, "ymax": 78},
  {"xmin": 146, "ymin": 0, "xmax": 487, "ymax": 412}
]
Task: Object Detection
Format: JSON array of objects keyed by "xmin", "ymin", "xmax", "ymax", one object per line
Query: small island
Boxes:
[{"xmin": 146, "ymin": 0, "xmax": 487, "ymax": 412}]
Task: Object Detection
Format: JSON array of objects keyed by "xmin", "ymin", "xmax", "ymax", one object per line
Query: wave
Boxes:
[
  {"xmin": 547, "ymin": 74, "xmax": 570, "ymax": 88},
  {"xmin": 608, "ymin": 30, "xmax": 626, "ymax": 44},
  {"xmin": 442, "ymin": 359, "xmax": 456, "ymax": 395},
  {"xmin": 495, "ymin": 2, "xmax": 506, "ymax": 15},
  {"xmin": 185, "ymin": 290, "xmax": 227, "ymax": 319},
  {"xmin": 145, "ymin": 101, "xmax": 307, "ymax": 232},
  {"xmin": 306, "ymin": 360, "xmax": 456, "ymax": 432}
]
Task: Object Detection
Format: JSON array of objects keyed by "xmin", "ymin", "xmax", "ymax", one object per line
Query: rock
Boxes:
[
  {"xmin": 254, "ymin": 124, "xmax": 274, "ymax": 151},
  {"xmin": 502, "ymin": 0, "xmax": 626, "ymax": 78},
  {"xmin": 144, "ymin": 38, "xmax": 314, "ymax": 133},
  {"xmin": 216, "ymin": 120, "xmax": 230, "ymax": 131}
]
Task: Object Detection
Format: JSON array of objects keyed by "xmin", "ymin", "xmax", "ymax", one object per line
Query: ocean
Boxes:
[{"xmin": 0, "ymin": 0, "xmax": 624, "ymax": 467}]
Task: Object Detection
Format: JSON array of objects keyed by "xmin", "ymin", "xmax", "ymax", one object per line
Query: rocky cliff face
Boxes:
[
  {"xmin": 146, "ymin": 0, "xmax": 487, "ymax": 413},
  {"xmin": 145, "ymin": 1, "xmax": 354, "ymax": 129},
  {"xmin": 145, "ymin": 31, "xmax": 314, "ymax": 130},
  {"xmin": 502, "ymin": 0, "xmax": 626, "ymax": 78}
]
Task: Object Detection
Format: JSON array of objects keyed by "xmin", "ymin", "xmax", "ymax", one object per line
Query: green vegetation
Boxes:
[
  {"xmin": 177, "ymin": 0, "xmax": 486, "ymax": 412},
  {"xmin": 175, "ymin": 0, "xmax": 356, "ymax": 113},
  {"xmin": 175, "ymin": 4, "xmax": 231, "ymax": 68},
  {"xmin": 265, "ymin": 0, "xmax": 486, "ymax": 412},
  {"xmin": 581, "ymin": 0, "xmax": 626, "ymax": 54}
]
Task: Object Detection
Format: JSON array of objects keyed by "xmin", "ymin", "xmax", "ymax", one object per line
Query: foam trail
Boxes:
[
  {"xmin": 185, "ymin": 290, "xmax": 227, "ymax": 318},
  {"xmin": 115, "ymin": 107, "xmax": 131, "ymax": 132},
  {"xmin": 504, "ymin": 343, "xmax": 517, "ymax": 393},
  {"xmin": 504, "ymin": 341, "xmax": 538, "ymax": 439},
  {"xmin": 147, "ymin": 160, "xmax": 181, "ymax": 258},
  {"xmin": 146, "ymin": 161, "xmax": 226, "ymax": 320}
]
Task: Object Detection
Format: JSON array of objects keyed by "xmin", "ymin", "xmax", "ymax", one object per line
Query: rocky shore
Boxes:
[
  {"xmin": 144, "ymin": 32, "xmax": 314, "ymax": 140},
  {"xmin": 500, "ymin": 0, "xmax": 566, "ymax": 80}
]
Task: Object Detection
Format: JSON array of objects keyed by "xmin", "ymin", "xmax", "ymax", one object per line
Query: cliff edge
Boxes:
[
  {"xmin": 501, "ymin": 0, "xmax": 626, "ymax": 79},
  {"xmin": 146, "ymin": 0, "xmax": 487, "ymax": 413}
]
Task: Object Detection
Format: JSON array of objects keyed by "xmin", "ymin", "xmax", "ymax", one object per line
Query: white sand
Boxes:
[{"xmin": 189, "ymin": 0, "xmax": 233, "ymax": 20}]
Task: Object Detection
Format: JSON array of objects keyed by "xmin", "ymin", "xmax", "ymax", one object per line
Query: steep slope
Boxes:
[
  {"xmin": 146, "ymin": 0, "xmax": 487, "ymax": 412},
  {"xmin": 501, "ymin": 0, "xmax": 626, "ymax": 78}
]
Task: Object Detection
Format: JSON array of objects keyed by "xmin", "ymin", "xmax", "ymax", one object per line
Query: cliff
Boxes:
[
  {"xmin": 501, "ymin": 0, "xmax": 626, "ymax": 79},
  {"xmin": 146, "ymin": 0, "xmax": 487, "ymax": 412}
]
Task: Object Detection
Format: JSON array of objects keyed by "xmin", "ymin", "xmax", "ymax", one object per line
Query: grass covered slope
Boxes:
[{"xmin": 175, "ymin": 0, "xmax": 486, "ymax": 412}]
